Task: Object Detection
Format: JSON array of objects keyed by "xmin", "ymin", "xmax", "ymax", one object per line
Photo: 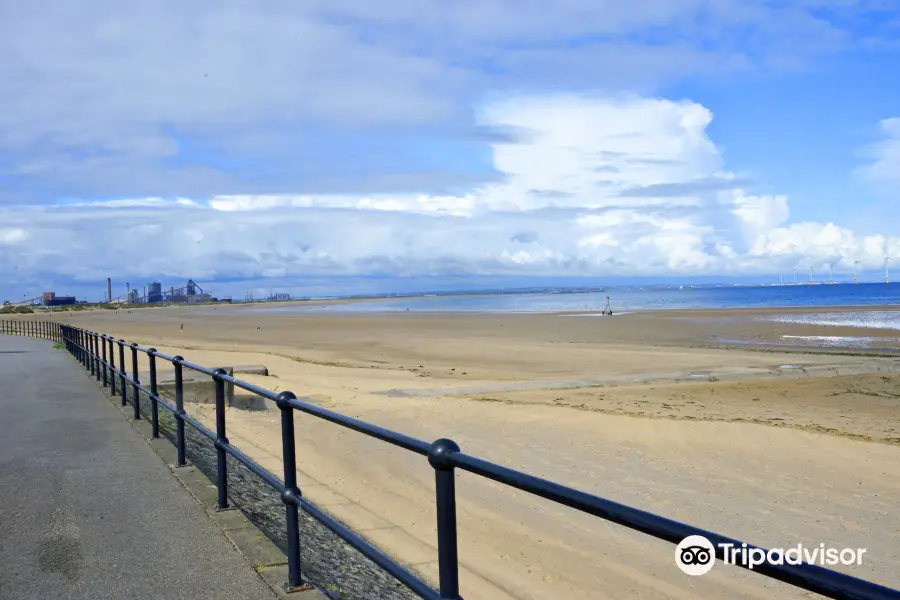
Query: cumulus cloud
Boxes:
[
  {"xmin": 2, "ymin": 94, "xmax": 899, "ymax": 300},
  {"xmin": 2, "ymin": 1, "xmax": 898, "ymax": 201},
  {"xmin": 731, "ymin": 190, "xmax": 791, "ymax": 242}
]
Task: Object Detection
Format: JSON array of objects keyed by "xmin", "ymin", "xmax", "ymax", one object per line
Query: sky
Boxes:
[{"xmin": 1, "ymin": 1, "xmax": 899, "ymax": 301}]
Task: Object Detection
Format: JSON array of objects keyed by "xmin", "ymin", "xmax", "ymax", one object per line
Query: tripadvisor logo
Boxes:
[
  {"xmin": 676, "ymin": 536, "xmax": 716, "ymax": 576},
  {"xmin": 675, "ymin": 536, "xmax": 866, "ymax": 576}
]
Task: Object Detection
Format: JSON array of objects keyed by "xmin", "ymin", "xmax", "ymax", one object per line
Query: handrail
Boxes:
[{"xmin": 2, "ymin": 318, "xmax": 898, "ymax": 600}]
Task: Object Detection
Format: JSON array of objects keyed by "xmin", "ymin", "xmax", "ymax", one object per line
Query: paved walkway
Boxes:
[{"xmin": 0, "ymin": 335, "xmax": 277, "ymax": 600}]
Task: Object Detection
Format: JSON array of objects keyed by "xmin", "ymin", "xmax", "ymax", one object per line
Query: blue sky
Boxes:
[
  {"xmin": 1, "ymin": 1, "xmax": 899, "ymax": 301},
  {"xmin": 669, "ymin": 48, "xmax": 900, "ymax": 226}
]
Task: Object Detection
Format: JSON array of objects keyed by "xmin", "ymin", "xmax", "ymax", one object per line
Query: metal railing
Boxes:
[{"xmin": 2, "ymin": 318, "xmax": 899, "ymax": 600}]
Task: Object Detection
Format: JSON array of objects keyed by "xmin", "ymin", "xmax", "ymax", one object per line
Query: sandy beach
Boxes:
[{"xmin": 32, "ymin": 305, "xmax": 900, "ymax": 598}]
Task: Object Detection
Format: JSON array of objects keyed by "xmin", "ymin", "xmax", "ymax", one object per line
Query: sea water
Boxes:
[{"xmin": 252, "ymin": 283, "xmax": 900, "ymax": 315}]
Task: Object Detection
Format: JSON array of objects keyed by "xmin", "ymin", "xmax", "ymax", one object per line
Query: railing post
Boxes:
[
  {"xmin": 213, "ymin": 368, "xmax": 230, "ymax": 510},
  {"xmin": 109, "ymin": 337, "xmax": 117, "ymax": 396},
  {"xmin": 78, "ymin": 330, "xmax": 84, "ymax": 365},
  {"xmin": 89, "ymin": 332, "xmax": 96, "ymax": 377},
  {"xmin": 94, "ymin": 334, "xmax": 101, "ymax": 381},
  {"xmin": 131, "ymin": 343, "xmax": 141, "ymax": 420},
  {"xmin": 174, "ymin": 356, "xmax": 187, "ymax": 467},
  {"xmin": 276, "ymin": 391, "xmax": 312, "ymax": 593},
  {"xmin": 429, "ymin": 438, "xmax": 462, "ymax": 600},
  {"xmin": 101, "ymin": 335, "xmax": 108, "ymax": 387},
  {"xmin": 148, "ymin": 349, "xmax": 159, "ymax": 439},
  {"xmin": 118, "ymin": 340, "xmax": 127, "ymax": 406}
]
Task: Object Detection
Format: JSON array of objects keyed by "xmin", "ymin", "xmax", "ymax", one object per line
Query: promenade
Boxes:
[{"xmin": 0, "ymin": 335, "xmax": 277, "ymax": 600}]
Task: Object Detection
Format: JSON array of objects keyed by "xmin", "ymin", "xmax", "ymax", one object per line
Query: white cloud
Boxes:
[
  {"xmin": 2, "ymin": 94, "xmax": 899, "ymax": 300},
  {"xmin": 1, "ymin": 1, "xmax": 896, "ymax": 200},
  {"xmin": 0, "ymin": 228, "xmax": 29, "ymax": 246},
  {"xmin": 475, "ymin": 95, "xmax": 722, "ymax": 211},
  {"xmin": 730, "ymin": 190, "xmax": 791, "ymax": 242},
  {"xmin": 858, "ymin": 117, "xmax": 900, "ymax": 186}
]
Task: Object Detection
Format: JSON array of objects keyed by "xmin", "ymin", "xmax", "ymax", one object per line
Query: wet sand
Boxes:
[{"xmin": 36, "ymin": 306, "xmax": 900, "ymax": 598}]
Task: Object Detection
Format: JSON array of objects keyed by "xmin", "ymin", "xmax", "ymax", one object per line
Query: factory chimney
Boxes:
[{"xmin": 107, "ymin": 278, "xmax": 112, "ymax": 303}]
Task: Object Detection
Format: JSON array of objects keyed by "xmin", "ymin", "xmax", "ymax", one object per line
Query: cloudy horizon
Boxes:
[{"xmin": 2, "ymin": 2, "xmax": 898, "ymax": 301}]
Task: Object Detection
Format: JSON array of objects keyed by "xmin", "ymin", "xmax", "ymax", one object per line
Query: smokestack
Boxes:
[{"xmin": 107, "ymin": 278, "xmax": 112, "ymax": 303}]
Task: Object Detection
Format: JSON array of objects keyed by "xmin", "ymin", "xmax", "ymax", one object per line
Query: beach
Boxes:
[{"xmin": 39, "ymin": 304, "xmax": 900, "ymax": 598}]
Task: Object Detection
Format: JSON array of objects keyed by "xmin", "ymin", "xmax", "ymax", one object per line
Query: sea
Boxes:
[{"xmin": 245, "ymin": 282, "xmax": 900, "ymax": 330}]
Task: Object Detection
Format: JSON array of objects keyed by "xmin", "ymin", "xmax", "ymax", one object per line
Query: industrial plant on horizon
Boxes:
[
  {"xmin": 3, "ymin": 278, "xmax": 230, "ymax": 308},
  {"xmin": 112, "ymin": 278, "xmax": 220, "ymax": 305}
]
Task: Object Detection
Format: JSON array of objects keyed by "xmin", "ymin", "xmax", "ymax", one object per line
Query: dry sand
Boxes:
[{"xmin": 36, "ymin": 306, "xmax": 900, "ymax": 598}]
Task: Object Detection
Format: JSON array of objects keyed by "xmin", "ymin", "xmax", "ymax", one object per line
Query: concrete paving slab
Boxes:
[{"xmin": 0, "ymin": 335, "xmax": 282, "ymax": 600}]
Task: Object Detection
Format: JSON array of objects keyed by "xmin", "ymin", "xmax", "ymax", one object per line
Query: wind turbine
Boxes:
[
  {"xmin": 809, "ymin": 266, "xmax": 814, "ymax": 285},
  {"xmin": 885, "ymin": 257, "xmax": 892, "ymax": 284},
  {"xmin": 792, "ymin": 267, "xmax": 797, "ymax": 285},
  {"xmin": 854, "ymin": 260, "xmax": 862, "ymax": 284}
]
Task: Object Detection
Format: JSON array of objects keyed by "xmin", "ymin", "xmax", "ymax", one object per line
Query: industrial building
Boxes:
[
  {"xmin": 147, "ymin": 282, "xmax": 163, "ymax": 303},
  {"xmin": 130, "ymin": 279, "xmax": 211, "ymax": 304},
  {"xmin": 42, "ymin": 292, "xmax": 77, "ymax": 307}
]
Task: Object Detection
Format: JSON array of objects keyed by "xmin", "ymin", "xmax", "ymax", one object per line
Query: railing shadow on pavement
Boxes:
[{"xmin": 2, "ymin": 319, "xmax": 899, "ymax": 600}]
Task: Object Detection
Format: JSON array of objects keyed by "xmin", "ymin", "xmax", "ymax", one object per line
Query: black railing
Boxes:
[{"xmin": 2, "ymin": 318, "xmax": 899, "ymax": 600}]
